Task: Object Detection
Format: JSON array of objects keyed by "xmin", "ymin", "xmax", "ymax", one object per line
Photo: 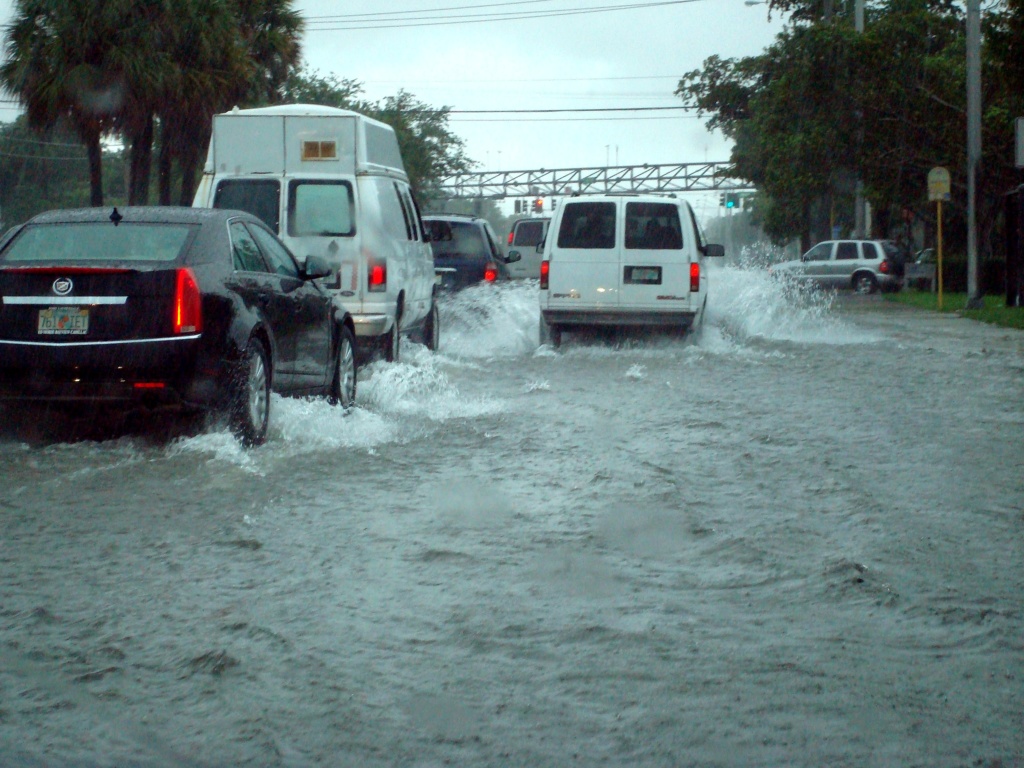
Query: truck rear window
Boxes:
[
  {"xmin": 214, "ymin": 179, "xmax": 281, "ymax": 233},
  {"xmin": 288, "ymin": 180, "xmax": 355, "ymax": 238}
]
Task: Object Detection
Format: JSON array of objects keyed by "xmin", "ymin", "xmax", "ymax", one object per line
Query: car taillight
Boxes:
[
  {"xmin": 690, "ymin": 262, "xmax": 700, "ymax": 293},
  {"xmin": 174, "ymin": 268, "xmax": 202, "ymax": 334},
  {"xmin": 879, "ymin": 260, "xmax": 892, "ymax": 274},
  {"xmin": 540, "ymin": 260, "xmax": 550, "ymax": 290},
  {"xmin": 368, "ymin": 261, "xmax": 387, "ymax": 292},
  {"xmin": 484, "ymin": 263, "xmax": 498, "ymax": 282}
]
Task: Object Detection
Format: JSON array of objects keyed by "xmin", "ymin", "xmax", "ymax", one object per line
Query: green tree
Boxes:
[
  {"xmin": 156, "ymin": 0, "xmax": 303, "ymax": 205},
  {"xmin": 0, "ymin": 116, "xmax": 125, "ymax": 225},
  {"xmin": 279, "ymin": 70, "xmax": 472, "ymax": 203},
  {"xmin": 0, "ymin": 0, "xmax": 139, "ymax": 206},
  {"xmin": 1, "ymin": 0, "xmax": 303, "ymax": 208}
]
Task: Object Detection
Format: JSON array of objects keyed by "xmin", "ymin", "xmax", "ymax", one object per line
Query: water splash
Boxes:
[
  {"xmin": 435, "ymin": 281, "xmax": 541, "ymax": 359},
  {"xmin": 704, "ymin": 264, "xmax": 880, "ymax": 345}
]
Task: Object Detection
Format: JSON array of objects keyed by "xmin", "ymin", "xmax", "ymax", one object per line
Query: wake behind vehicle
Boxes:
[
  {"xmin": 0, "ymin": 207, "xmax": 356, "ymax": 445},
  {"xmin": 192, "ymin": 104, "xmax": 438, "ymax": 362},
  {"xmin": 539, "ymin": 194, "xmax": 723, "ymax": 347},
  {"xmin": 768, "ymin": 239, "xmax": 904, "ymax": 294}
]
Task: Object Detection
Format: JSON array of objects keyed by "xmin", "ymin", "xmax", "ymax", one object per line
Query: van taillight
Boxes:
[
  {"xmin": 690, "ymin": 262, "xmax": 700, "ymax": 293},
  {"xmin": 369, "ymin": 262, "xmax": 387, "ymax": 292},
  {"xmin": 484, "ymin": 263, "xmax": 498, "ymax": 282},
  {"xmin": 174, "ymin": 268, "xmax": 202, "ymax": 334},
  {"xmin": 540, "ymin": 260, "xmax": 550, "ymax": 290},
  {"xmin": 507, "ymin": 231, "xmax": 514, "ymax": 245}
]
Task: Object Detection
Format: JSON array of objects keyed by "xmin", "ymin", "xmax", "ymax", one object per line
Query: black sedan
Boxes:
[
  {"xmin": 0, "ymin": 206, "xmax": 356, "ymax": 445},
  {"xmin": 422, "ymin": 214, "xmax": 520, "ymax": 291}
]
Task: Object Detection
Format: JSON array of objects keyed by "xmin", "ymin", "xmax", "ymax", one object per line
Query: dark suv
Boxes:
[{"xmin": 422, "ymin": 214, "xmax": 520, "ymax": 291}]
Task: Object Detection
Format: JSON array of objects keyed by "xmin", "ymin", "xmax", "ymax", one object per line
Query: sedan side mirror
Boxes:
[
  {"xmin": 303, "ymin": 254, "xmax": 333, "ymax": 280},
  {"xmin": 704, "ymin": 243, "xmax": 725, "ymax": 257}
]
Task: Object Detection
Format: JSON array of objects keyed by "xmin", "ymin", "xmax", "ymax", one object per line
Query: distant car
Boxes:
[
  {"xmin": 768, "ymin": 239, "xmax": 903, "ymax": 294},
  {"xmin": 422, "ymin": 214, "xmax": 520, "ymax": 291},
  {"xmin": 505, "ymin": 216, "xmax": 550, "ymax": 279},
  {"xmin": 0, "ymin": 206, "xmax": 357, "ymax": 445}
]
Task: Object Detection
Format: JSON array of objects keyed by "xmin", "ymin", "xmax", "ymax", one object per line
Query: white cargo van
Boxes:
[
  {"xmin": 505, "ymin": 216, "xmax": 549, "ymax": 279},
  {"xmin": 539, "ymin": 194, "xmax": 724, "ymax": 347},
  {"xmin": 193, "ymin": 104, "xmax": 437, "ymax": 362}
]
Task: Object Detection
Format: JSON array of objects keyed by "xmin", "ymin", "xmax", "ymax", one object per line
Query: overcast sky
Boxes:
[{"xmin": 0, "ymin": 0, "xmax": 786, "ymax": 215}]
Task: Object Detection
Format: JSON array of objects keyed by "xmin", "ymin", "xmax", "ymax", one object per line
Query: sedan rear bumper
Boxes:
[{"xmin": 0, "ymin": 334, "xmax": 224, "ymax": 406}]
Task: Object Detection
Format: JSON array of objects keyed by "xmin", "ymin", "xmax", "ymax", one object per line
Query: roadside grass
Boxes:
[{"xmin": 887, "ymin": 290, "xmax": 1024, "ymax": 330}]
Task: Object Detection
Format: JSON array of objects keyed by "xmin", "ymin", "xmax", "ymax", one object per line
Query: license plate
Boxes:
[
  {"xmin": 38, "ymin": 306, "xmax": 89, "ymax": 335},
  {"xmin": 625, "ymin": 266, "xmax": 662, "ymax": 285}
]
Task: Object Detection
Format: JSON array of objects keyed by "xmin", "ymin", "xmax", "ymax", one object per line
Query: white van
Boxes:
[
  {"xmin": 505, "ymin": 216, "xmax": 549, "ymax": 279},
  {"xmin": 193, "ymin": 104, "xmax": 437, "ymax": 362},
  {"xmin": 539, "ymin": 194, "xmax": 724, "ymax": 346}
]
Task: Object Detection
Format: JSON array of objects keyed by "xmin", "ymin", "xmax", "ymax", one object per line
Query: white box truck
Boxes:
[{"xmin": 193, "ymin": 104, "xmax": 438, "ymax": 362}]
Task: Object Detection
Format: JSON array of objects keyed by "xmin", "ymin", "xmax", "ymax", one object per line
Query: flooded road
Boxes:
[{"xmin": 1, "ymin": 268, "xmax": 1022, "ymax": 767}]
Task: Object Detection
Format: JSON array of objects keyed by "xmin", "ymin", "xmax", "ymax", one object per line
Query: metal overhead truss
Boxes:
[{"xmin": 437, "ymin": 162, "xmax": 755, "ymax": 199}]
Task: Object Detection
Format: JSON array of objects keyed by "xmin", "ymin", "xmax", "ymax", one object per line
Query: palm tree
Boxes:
[
  {"xmin": 158, "ymin": 0, "xmax": 304, "ymax": 205},
  {"xmin": 0, "ymin": 0, "xmax": 136, "ymax": 206}
]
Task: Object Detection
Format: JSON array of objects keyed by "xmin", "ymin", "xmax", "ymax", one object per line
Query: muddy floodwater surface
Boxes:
[{"xmin": 1, "ymin": 267, "xmax": 1022, "ymax": 767}]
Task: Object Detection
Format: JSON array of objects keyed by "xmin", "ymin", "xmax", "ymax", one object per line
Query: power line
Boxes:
[
  {"xmin": 449, "ymin": 115, "xmax": 697, "ymax": 122},
  {"xmin": 304, "ymin": 0, "xmax": 707, "ymax": 31},
  {"xmin": 305, "ymin": 0, "xmax": 558, "ymax": 21},
  {"xmin": 362, "ymin": 75, "xmax": 683, "ymax": 85},
  {"xmin": 446, "ymin": 105, "xmax": 693, "ymax": 113},
  {"xmin": 0, "ymin": 150, "xmax": 88, "ymax": 161}
]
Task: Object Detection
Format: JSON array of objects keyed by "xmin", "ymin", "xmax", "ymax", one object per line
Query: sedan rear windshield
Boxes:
[{"xmin": 0, "ymin": 223, "xmax": 195, "ymax": 263}]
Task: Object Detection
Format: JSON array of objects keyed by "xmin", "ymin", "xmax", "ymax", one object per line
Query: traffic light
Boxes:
[
  {"xmin": 514, "ymin": 200, "xmax": 522, "ymax": 214},
  {"xmin": 719, "ymin": 194, "xmax": 725, "ymax": 207},
  {"xmin": 725, "ymin": 193, "xmax": 737, "ymax": 209},
  {"xmin": 533, "ymin": 198, "xmax": 543, "ymax": 213}
]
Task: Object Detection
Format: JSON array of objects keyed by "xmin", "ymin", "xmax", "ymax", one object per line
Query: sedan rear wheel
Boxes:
[
  {"xmin": 231, "ymin": 337, "xmax": 271, "ymax": 447},
  {"xmin": 330, "ymin": 325, "xmax": 357, "ymax": 410}
]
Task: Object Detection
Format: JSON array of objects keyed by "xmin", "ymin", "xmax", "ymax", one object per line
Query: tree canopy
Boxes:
[
  {"xmin": 280, "ymin": 69, "xmax": 472, "ymax": 204},
  {"xmin": 678, "ymin": 0, "xmax": 1024, "ymax": 255},
  {"xmin": 0, "ymin": 0, "xmax": 303, "ymax": 207}
]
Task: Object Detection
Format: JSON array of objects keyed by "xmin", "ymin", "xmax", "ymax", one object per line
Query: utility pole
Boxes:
[
  {"xmin": 854, "ymin": 0, "xmax": 866, "ymax": 238},
  {"xmin": 966, "ymin": 0, "xmax": 983, "ymax": 308}
]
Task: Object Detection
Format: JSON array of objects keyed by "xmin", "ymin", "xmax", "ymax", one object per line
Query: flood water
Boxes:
[{"xmin": 1, "ymin": 267, "xmax": 1022, "ymax": 767}]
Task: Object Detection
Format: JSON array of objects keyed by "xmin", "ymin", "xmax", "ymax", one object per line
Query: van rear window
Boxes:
[
  {"xmin": 625, "ymin": 203, "xmax": 683, "ymax": 250},
  {"xmin": 288, "ymin": 181, "xmax": 355, "ymax": 237},
  {"xmin": 214, "ymin": 179, "xmax": 281, "ymax": 233},
  {"xmin": 513, "ymin": 220, "xmax": 546, "ymax": 247},
  {"xmin": 556, "ymin": 203, "xmax": 616, "ymax": 249}
]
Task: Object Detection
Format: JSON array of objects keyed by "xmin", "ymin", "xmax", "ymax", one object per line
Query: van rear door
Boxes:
[
  {"xmin": 547, "ymin": 201, "xmax": 618, "ymax": 309},
  {"xmin": 618, "ymin": 201, "xmax": 691, "ymax": 310}
]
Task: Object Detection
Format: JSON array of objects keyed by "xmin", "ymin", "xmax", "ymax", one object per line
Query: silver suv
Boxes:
[{"xmin": 769, "ymin": 239, "xmax": 903, "ymax": 294}]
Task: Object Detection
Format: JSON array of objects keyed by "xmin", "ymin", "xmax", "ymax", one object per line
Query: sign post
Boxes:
[
  {"xmin": 1016, "ymin": 117, "xmax": 1023, "ymax": 169},
  {"xmin": 928, "ymin": 167, "xmax": 951, "ymax": 309}
]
